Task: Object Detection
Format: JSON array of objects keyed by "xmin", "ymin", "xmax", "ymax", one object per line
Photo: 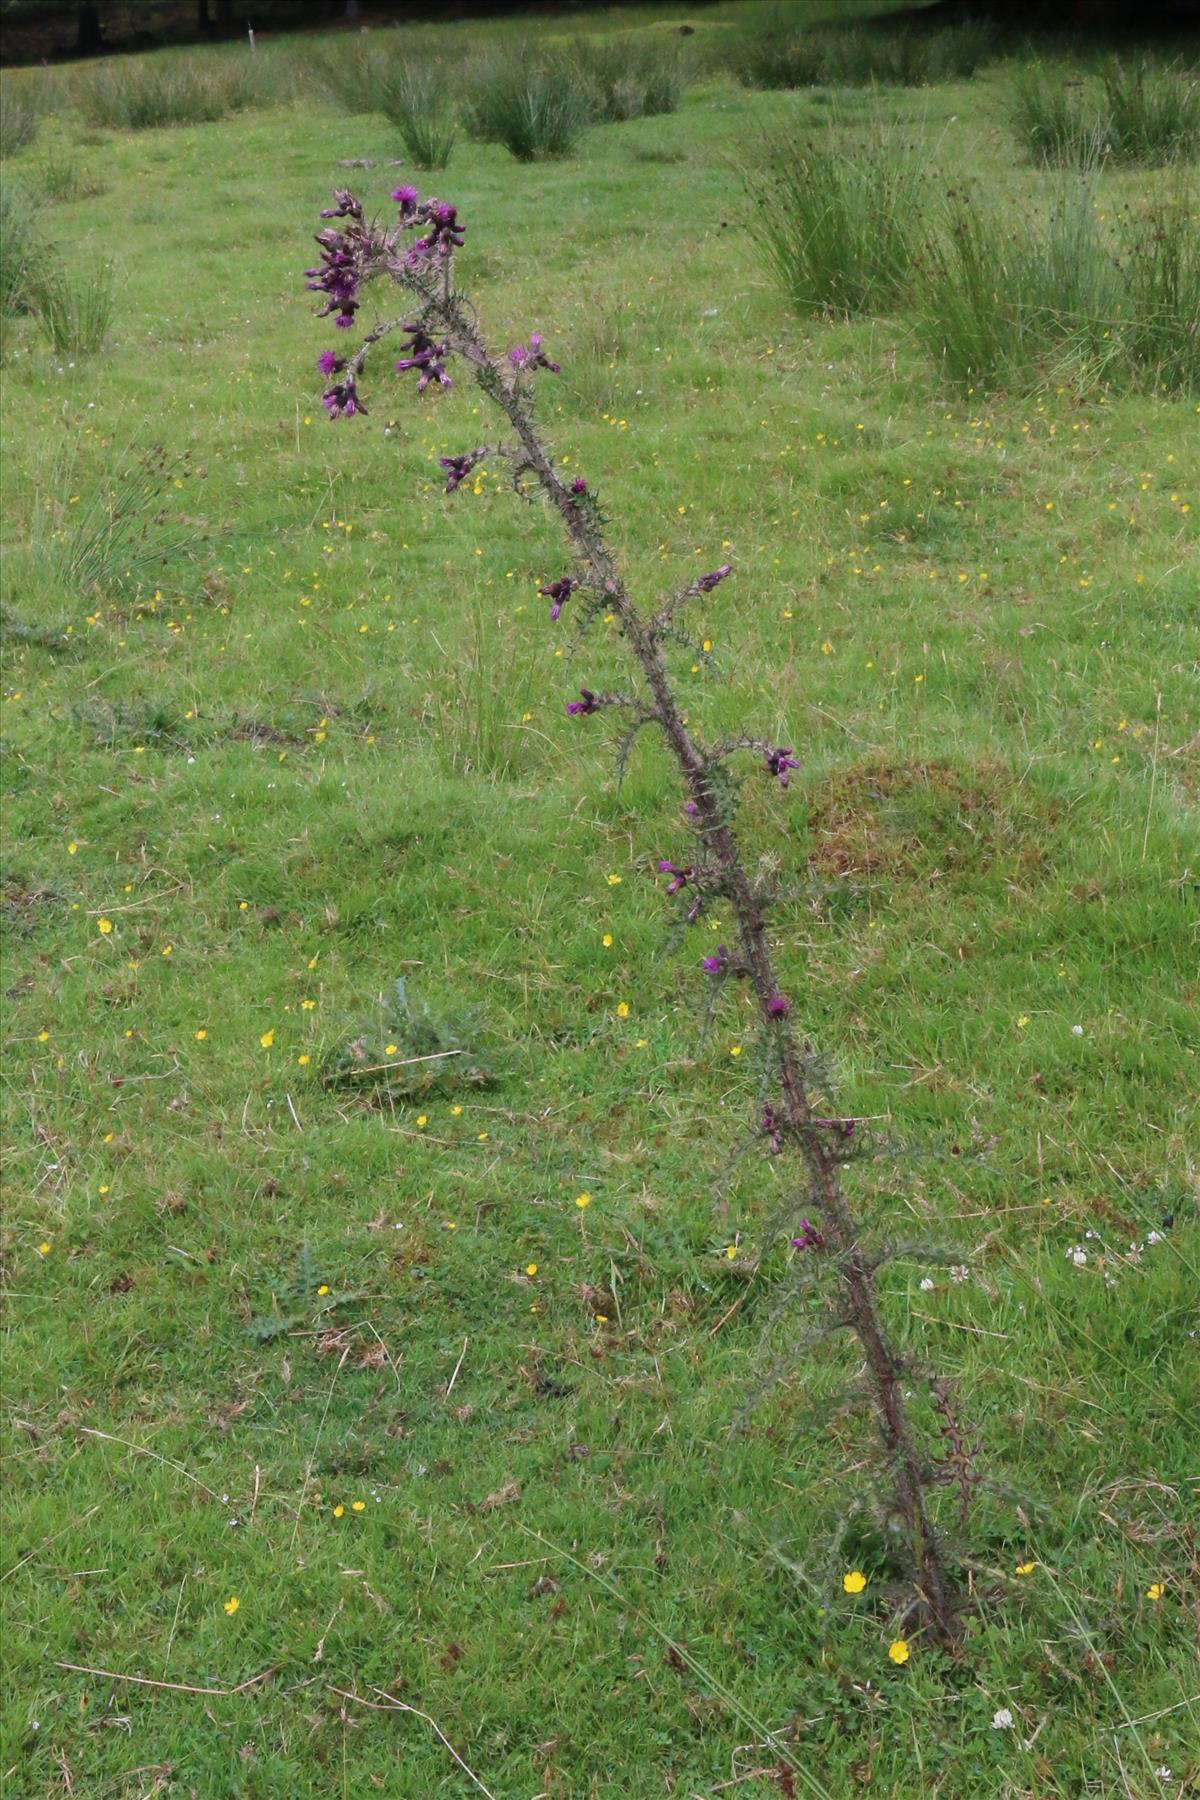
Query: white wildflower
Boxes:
[{"xmin": 991, "ymin": 1708, "xmax": 1014, "ymax": 1731}]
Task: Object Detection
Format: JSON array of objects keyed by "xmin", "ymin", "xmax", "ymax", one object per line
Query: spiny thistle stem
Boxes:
[{"xmin": 305, "ymin": 184, "xmax": 961, "ymax": 1644}]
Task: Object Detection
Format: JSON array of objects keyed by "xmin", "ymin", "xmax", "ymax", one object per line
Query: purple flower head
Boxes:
[
  {"xmin": 765, "ymin": 746, "xmax": 801, "ymax": 789},
  {"xmin": 684, "ymin": 800, "xmax": 699, "ymax": 817},
  {"xmin": 657, "ymin": 859, "xmax": 692, "ymax": 897},
  {"xmin": 766, "ymin": 992, "xmax": 789, "ymax": 1018},
  {"xmin": 791, "ymin": 1219, "xmax": 825, "ymax": 1253},
  {"xmin": 509, "ymin": 331, "xmax": 561, "ymax": 374},
  {"xmin": 528, "ymin": 331, "xmax": 561, "ymax": 372},
  {"xmin": 438, "ymin": 448, "xmax": 487, "ymax": 494},
  {"xmin": 696, "ymin": 563, "xmax": 733, "ymax": 593},
  {"xmin": 815, "ymin": 1116, "xmax": 857, "ymax": 1140},
  {"xmin": 395, "ymin": 321, "xmax": 451, "ymax": 392},
  {"xmin": 391, "ymin": 184, "xmax": 420, "ymax": 218},
  {"xmin": 760, "ymin": 1103, "xmax": 784, "ymax": 1153},
  {"xmin": 317, "ymin": 349, "xmax": 344, "ymax": 376},
  {"xmin": 566, "ymin": 688, "xmax": 601, "ymax": 717},
  {"xmin": 306, "ymin": 240, "xmax": 362, "ymax": 330},
  {"xmin": 538, "ymin": 575, "xmax": 577, "ymax": 621},
  {"xmin": 320, "ymin": 187, "xmax": 363, "ymax": 220},
  {"xmin": 570, "ymin": 476, "xmax": 588, "ymax": 496},
  {"xmin": 402, "ymin": 196, "xmax": 465, "ymax": 258},
  {"xmin": 701, "ymin": 944, "xmax": 730, "ymax": 975},
  {"xmin": 322, "ymin": 378, "xmax": 366, "ymax": 420}
]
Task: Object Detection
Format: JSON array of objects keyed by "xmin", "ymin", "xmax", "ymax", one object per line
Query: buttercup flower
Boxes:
[
  {"xmin": 224, "ymin": 1595, "xmax": 240, "ymax": 1616},
  {"xmin": 888, "ymin": 1639, "xmax": 909, "ymax": 1665},
  {"xmin": 843, "ymin": 1570, "xmax": 867, "ymax": 1594}
]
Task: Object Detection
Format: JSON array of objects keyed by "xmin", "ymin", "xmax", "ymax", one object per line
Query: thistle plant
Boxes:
[{"xmin": 303, "ymin": 183, "xmax": 968, "ymax": 1643}]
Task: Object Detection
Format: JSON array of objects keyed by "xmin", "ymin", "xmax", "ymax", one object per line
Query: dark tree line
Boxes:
[{"xmin": 2, "ymin": 0, "xmax": 1195, "ymax": 66}]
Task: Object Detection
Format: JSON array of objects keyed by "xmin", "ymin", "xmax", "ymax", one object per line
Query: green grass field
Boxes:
[{"xmin": 1, "ymin": 7, "xmax": 1197, "ymax": 1796}]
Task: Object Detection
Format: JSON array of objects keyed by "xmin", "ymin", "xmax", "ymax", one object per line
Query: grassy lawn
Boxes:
[{"xmin": 1, "ymin": 8, "xmax": 1197, "ymax": 1796}]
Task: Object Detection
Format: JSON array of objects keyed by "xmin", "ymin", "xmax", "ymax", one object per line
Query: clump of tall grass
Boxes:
[
  {"xmin": 37, "ymin": 146, "xmax": 105, "ymax": 204},
  {"xmin": 374, "ymin": 60, "xmax": 457, "ymax": 170},
  {"xmin": 307, "ymin": 41, "xmax": 457, "ymax": 166},
  {"xmin": 1007, "ymin": 65, "xmax": 1101, "ymax": 167},
  {"xmin": 73, "ymin": 53, "xmax": 260, "ymax": 131},
  {"xmin": 1119, "ymin": 185, "xmax": 1200, "ymax": 391},
  {"xmin": 731, "ymin": 15, "xmax": 833, "ymax": 90},
  {"xmin": 27, "ymin": 260, "xmax": 114, "ymax": 355},
  {"xmin": 0, "ymin": 178, "xmax": 43, "ymax": 315},
  {"xmin": 914, "ymin": 178, "xmax": 1199, "ymax": 394},
  {"xmin": 747, "ymin": 122, "xmax": 927, "ymax": 318},
  {"xmin": 1102, "ymin": 59, "xmax": 1200, "ymax": 164},
  {"xmin": 1010, "ymin": 60, "xmax": 1200, "ymax": 167},
  {"xmin": 20, "ymin": 442, "xmax": 194, "ymax": 602},
  {"xmin": 462, "ymin": 48, "xmax": 593, "ymax": 161},
  {"xmin": 574, "ymin": 36, "xmax": 690, "ymax": 122},
  {"xmin": 0, "ymin": 83, "xmax": 40, "ymax": 159},
  {"xmin": 734, "ymin": 15, "xmax": 996, "ymax": 91}
]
